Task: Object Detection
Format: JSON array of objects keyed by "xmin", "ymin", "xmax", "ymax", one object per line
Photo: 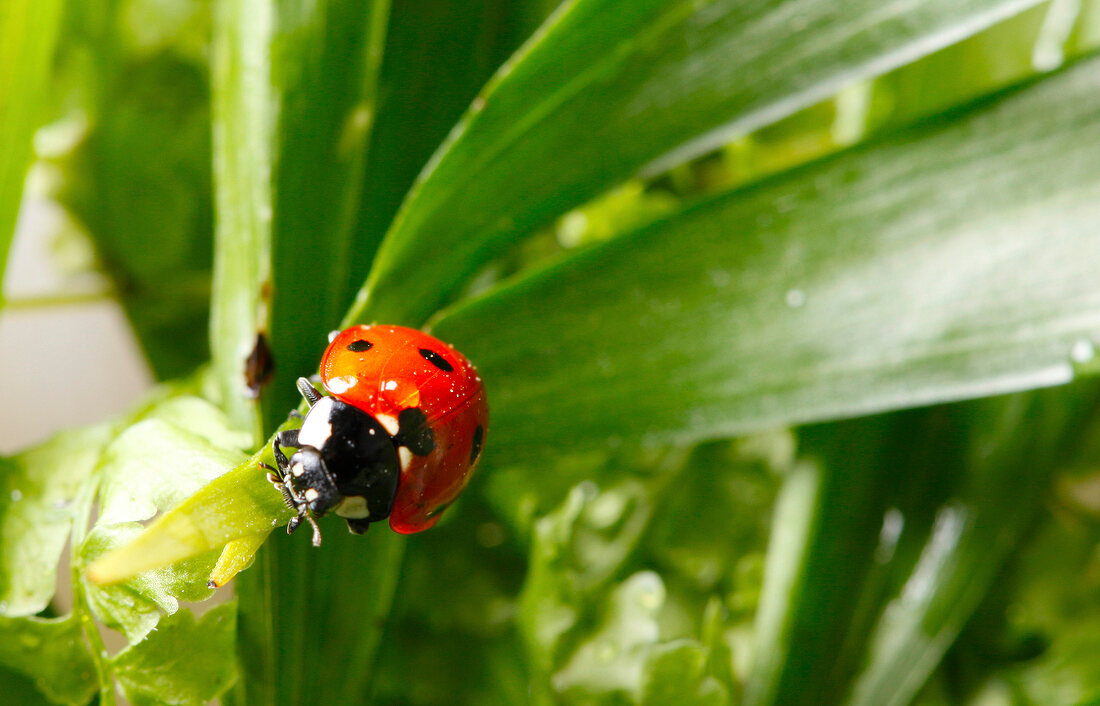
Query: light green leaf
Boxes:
[
  {"xmin": 0, "ymin": 614, "xmax": 97, "ymax": 705},
  {"xmin": 80, "ymin": 399, "xmax": 247, "ymax": 642},
  {"xmin": 0, "ymin": 424, "xmax": 112, "ymax": 616},
  {"xmin": 553, "ymin": 571, "xmax": 666, "ymax": 698},
  {"xmin": 433, "ymin": 54, "xmax": 1100, "ymax": 459},
  {"xmin": 0, "ymin": 0, "xmax": 64, "ymax": 288},
  {"xmin": 112, "ymin": 602, "xmax": 237, "ymax": 706},
  {"xmin": 354, "ymin": 0, "xmax": 1044, "ymax": 326},
  {"xmin": 519, "ymin": 481, "xmax": 654, "ymax": 680},
  {"xmin": 639, "ymin": 641, "xmax": 729, "ymax": 706}
]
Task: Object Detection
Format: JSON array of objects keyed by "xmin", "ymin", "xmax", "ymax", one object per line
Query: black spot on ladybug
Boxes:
[
  {"xmin": 470, "ymin": 425, "xmax": 484, "ymax": 464},
  {"xmin": 419, "ymin": 348, "xmax": 454, "ymax": 372},
  {"xmin": 347, "ymin": 339, "xmax": 373, "ymax": 352},
  {"xmin": 395, "ymin": 407, "xmax": 436, "ymax": 456},
  {"xmin": 244, "ymin": 332, "xmax": 275, "ymax": 399}
]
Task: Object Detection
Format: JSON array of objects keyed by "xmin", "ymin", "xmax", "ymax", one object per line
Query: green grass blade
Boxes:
[
  {"xmin": 209, "ymin": 0, "xmax": 390, "ymax": 430},
  {"xmin": 208, "ymin": 1, "xmax": 395, "ymax": 704},
  {"xmin": 351, "ymin": 0, "xmax": 1044, "ymax": 327},
  {"xmin": 747, "ymin": 386, "xmax": 1100, "ymax": 706},
  {"xmin": 845, "ymin": 385, "xmax": 1100, "ymax": 706},
  {"xmin": 0, "ymin": 0, "xmax": 63, "ymax": 299},
  {"xmin": 431, "ymin": 54, "xmax": 1100, "ymax": 460},
  {"xmin": 209, "ymin": 0, "xmax": 276, "ymax": 434}
]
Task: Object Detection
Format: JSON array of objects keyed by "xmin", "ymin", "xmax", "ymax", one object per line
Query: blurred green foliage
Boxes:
[{"xmin": 3, "ymin": 0, "xmax": 1100, "ymax": 705}]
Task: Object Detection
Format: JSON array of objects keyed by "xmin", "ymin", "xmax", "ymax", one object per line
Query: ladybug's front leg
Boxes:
[{"xmin": 264, "ymin": 430, "xmax": 313, "ymax": 536}]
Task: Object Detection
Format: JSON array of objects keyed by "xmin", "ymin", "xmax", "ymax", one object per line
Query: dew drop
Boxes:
[
  {"xmin": 785, "ymin": 288, "xmax": 806, "ymax": 308},
  {"xmin": 1070, "ymin": 339, "xmax": 1095, "ymax": 364},
  {"xmin": 9, "ymin": 489, "xmax": 21, "ymax": 502}
]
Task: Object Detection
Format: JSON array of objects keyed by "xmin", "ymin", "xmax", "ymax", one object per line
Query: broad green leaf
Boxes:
[
  {"xmin": 353, "ymin": 0, "xmax": 1044, "ymax": 326},
  {"xmin": 0, "ymin": 666, "xmax": 52, "ymax": 706},
  {"xmin": 347, "ymin": 0, "xmax": 554, "ymax": 296},
  {"xmin": 0, "ymin": 0, "xmax": 64, "ymax": 291},
  {"xmin": 0, "ymin": 424, "xmax": 112, "ymax": 616},
  {"xmin": 0, "ymin": 614, "xmax": 97, "ymax": 705},
  {"xmin": 432, "ymin": 54, "xmax": 1100, "ymax": 459},
  {"xmin": 112, "ymin": 602, "xmax": 237, "ymax": 706},
  {"xmin": 84, "ymin": 453, "xmax": 292, "ymax": 586}
]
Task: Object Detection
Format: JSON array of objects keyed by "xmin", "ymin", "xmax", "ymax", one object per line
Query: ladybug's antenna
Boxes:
[{"xmin": 296, "ymin": 377, "xmax": 323, "ymax": 407}]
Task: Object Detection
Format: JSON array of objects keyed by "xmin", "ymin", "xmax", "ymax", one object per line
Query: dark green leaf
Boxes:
[
  {"xmin": 746, "ymin": 416, "xmax": 899, "ymax": 706},
  {"xmin": 0, "ymin": 0, "xmax": 64, "ymax": 290},
  {"xmin": 433, "ymin": 55, "xmax": 1100, "ymax": 459},
  {"xmin": 0, "ymin": 424, "xmax": 112, "ymax": 616},
  {"xmin": 0, "ymin": 614, "xmax": 97, "ymax": 705},
  {"xmin": 113, "ymin": 602, "xmax": 237, "ymax": 706},
  {"xmin": 847, "ymin": 386, "xmax": 1100, "ymax": 706},
  {"xmin": 353, "ymin": 0, "xmax": 1044, "ymax": 326},
  {"xmin": 348, "ymin": 0, "xmax": 553, "ymax": 295},
  {"xmin": 746, "ymin": 384, "xmax": 1100, "ymax": 706}
]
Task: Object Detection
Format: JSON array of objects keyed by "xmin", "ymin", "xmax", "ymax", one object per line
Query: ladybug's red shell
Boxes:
[{"xmin": 320, "ymin": 325, "xmax": 488, "ymax": 533}]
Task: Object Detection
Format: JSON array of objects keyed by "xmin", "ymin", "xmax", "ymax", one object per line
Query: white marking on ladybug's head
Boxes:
[
  {"xmin": 327, "ymin": 375, "xmax": 358, "ymax": 394},
  {"xmin": 375, "ymin": 413, "xmax": 399, "ymax": 436},
  {"xmin": 291, "ymin": 461, "xmax": 305, "ymax": 477},
  {"xmin": 328, "ymin": 330, "xmax": 341, "ymax": 343},
  {"xmin": 335, "ymin": 495, "xmax": 370, "ymax": 519},
  {"xmin": 298, "ymin": 396, "xmax": 336, "ymax": 449},
  {"xmin": 398, "ymin": 446, "xmax": 413, "ymax": 470},
  {"xmin": 304, "ymin": 488, "xmax": 320, "ymax": 502}
]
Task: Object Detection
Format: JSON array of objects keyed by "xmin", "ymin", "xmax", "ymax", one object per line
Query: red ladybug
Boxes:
[{"xmin": 264, "ymin": 325, "xmax": 488, "ymax": 544}]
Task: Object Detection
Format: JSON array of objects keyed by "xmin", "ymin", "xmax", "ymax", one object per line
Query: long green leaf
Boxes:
[
  {"xmin": 0, "ymin": 0, "xmax": 63, "ymax": 297},
  {"xmin": 346, "ymin": 0, "xmax": 553, "ymax": 297},
  {"xmin": 432, "ymin": 54, "xmax": 1100, "ymax": 459},
  {"xmin": 351, "ymin": 0, "xmax": 1043, "ymax": 326}
]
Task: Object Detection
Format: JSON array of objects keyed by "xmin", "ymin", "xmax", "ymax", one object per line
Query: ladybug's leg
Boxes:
[{"xmin": 265, "ymin": 431, "xmax": 314, "ymax": 535}]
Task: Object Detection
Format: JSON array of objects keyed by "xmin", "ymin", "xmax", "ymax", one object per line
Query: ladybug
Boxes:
[{"xmin": 264, "ymin": 325, "xmax": 488, "ymax": 545}]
